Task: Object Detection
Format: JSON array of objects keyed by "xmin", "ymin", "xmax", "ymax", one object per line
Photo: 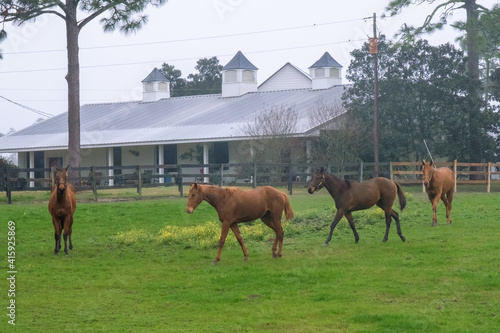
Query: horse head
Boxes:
[
  {"xmin": 54, "ymin": 166, "xmax": 69, "ymax": 195},
  {"xmin": 421, "ymin": 160, "xmax": 434, "ymax": 187},
  {"xmin": 308, "ymin": 167, "xmax": 326, "ymax": 194},
  {"xmin": 186, "ymin": 183, "xmax": 203, "ymax": 214}
]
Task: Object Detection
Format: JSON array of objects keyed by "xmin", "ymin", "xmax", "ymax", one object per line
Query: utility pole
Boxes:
[{"xmin": 370, "ymin": 12, "xmax": 379, "ymax": 177}]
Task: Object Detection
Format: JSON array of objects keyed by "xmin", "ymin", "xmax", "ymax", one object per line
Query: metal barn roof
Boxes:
[{"xmin": 0, "ymin": 85, "xmax": 348, "ymax": 152}]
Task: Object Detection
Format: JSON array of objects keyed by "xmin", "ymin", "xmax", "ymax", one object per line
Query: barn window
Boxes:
[
  {"xmin": 214, "ymin": 142, "xmax": 229, "ymax": 164},
  {"xmin": 315, "ymin": 68, "xmax": 325, "ymax": 78},
  {"xmin": 158, "ymin": 82, "xmax": 169, "ymax": 92},
  {"xmin": 329, "ymin": 68, "xmax": 340, "ymax": 78},
  {"xmin": 242, "ymin": 70, "xmax": 255, "ymax": 83},
  {"xmin": 224, "ymin": 70, "xmax": 237, "ymax": 83}
]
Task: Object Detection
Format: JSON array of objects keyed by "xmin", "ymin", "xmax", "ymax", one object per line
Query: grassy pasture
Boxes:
[{"xmin": 1, "ymin": 188, "xmax": 500, "ymax": 332}]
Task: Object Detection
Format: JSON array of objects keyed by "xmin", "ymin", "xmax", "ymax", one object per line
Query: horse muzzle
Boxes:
[
  {"xmin": 186, "ymin": 208, "xmax": 193, "ymax": 214},
  {"xmin": 58, "ymin": 186, "xmax": 66, "ymax": 195},
  {"xmin": 308, "ymin": 186, "xmax": 316, "ymax": 194}
]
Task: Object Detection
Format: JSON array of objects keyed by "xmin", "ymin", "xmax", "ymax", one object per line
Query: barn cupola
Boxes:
[
  {"xmin": 221, "ymin": 51, "xmax": 258, "ymax": 97},
  {"xmin": 309, "ymin": 52, "xmax": 342, "ymax": 90},
  {"xmin": 142, "ymin": 68, "xmax": 170, "ymax": 102}
]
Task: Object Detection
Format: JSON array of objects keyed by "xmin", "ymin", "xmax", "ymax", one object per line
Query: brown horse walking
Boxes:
[
  {"xmin": 186, "ymin": 183, "xmax": 294, "ymax": 265},
  {"xmin": 421, "ymin": 160, "xmax": 455, "ymax": 227},
  {"xmin": 48, "ymin": 166, "xmax": 76, "ymax": 255},
  {"xmin": 308, "ymin": 168, "xmax": 406, "ymax": 245}
]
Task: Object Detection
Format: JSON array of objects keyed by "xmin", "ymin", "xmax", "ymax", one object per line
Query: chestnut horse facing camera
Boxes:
[
  {"xmin": 48, "ymin": 166, "xmax": 76, "ymax": 255},
  {"xmin": 308, "ymin": 167, "xmax": 406, "ymax": 245},
  {"xmin": 186, "ymin": 183, "xmax": 294, "ymax": 265},
  {"xmin": 421, "ymin": 160, "xmax": 455, "ymax": 227}
]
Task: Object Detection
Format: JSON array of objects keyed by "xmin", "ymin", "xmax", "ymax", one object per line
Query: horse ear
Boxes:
[
  {"xmin": 65, "ymin": 165, "xmax": 70, "ymax": 172},
  {"xmin": 429, "ymin": 160, "xmax": 433, "ymax": 166},
  {"xmin": 320, "ymin": 167, "xmax": 324, "ymax": 173},
  {"xmin": 422, "ymin": 159, "xmax": 426, "ymax": 165},
  {"xmin": 192, "ymin": 183, "xmax": 198, "ymax": 189}
]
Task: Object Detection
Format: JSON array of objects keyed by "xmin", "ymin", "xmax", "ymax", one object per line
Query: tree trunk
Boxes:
[
  {"xmin": 65, "ymin": 1, "xmax": 81, "ymax": 182},
  {"xmin": 464, "ymin": 0, "xmax": 480, "ymax": 82},
  {"xmin": 464, "ymin": 0, "xmax": 484, "ymax": 178}
]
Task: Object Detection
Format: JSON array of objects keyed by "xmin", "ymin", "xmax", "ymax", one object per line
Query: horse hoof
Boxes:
[
  {"xmin": 431, "ymin": 223, "xmax": 437, "ymax": 227},
  {"xmin": 401, "ymin": 236, "xmax": 406, "ymax": 242},
  {"xmin": 323, "ymin": 243, "xmax": 329, "ymax": 247}
]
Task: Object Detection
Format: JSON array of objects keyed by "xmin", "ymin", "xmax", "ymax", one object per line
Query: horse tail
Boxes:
[
  {"xmin": 395, "ymin": 182, "xmax": 406, "ymax": 211},
  {"xmin": 281, "ymin": 192, "xmax": 295, "ymax": 221}
]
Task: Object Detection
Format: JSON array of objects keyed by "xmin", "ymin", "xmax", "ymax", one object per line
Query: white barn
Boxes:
[{"xmin": 0, "ymin": 51, "xmax": 347, "ymax": 185}]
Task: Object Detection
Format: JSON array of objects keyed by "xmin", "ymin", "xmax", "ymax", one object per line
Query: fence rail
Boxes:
[{"xmin": 1, "ymin": 160, "xmax": 499, "ymax": 203}]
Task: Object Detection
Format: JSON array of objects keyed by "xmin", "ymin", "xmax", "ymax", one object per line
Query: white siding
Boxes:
[{"xmin": 259, "ymin": 64, "xmax": 311, "ymax": 92}]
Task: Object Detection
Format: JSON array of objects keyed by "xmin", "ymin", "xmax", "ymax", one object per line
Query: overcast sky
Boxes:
[{"xmin": 1, "ymin": 0, "xmax": 499, "ymax": 134}]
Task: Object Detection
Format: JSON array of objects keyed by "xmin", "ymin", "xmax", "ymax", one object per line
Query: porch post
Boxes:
[
  {"xmin": 107, "ymin": 148, "xmax": 114, "ymax": 186},
  {"xmin": 29, "ymin": 151, "xmax": 35, "ymax": 188},
  {"xmin": 306, "ymin": 139, "xmax": 312, "ymax": 181},
  {"xmin": 158, "ymin": 144, "xmax": 164, "ymax": 184},
  {"xmin": 203, "ymin": 142, "xmax": 209, "ymax": 183}
]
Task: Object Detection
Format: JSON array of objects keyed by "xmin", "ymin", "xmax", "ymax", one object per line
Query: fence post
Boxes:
[
  {"xmin": 253, "ymin": 161, "xmax": 257, "ymax": 188},
  {"xmin": 177, "ymin": 165, "xmax": 183, "ymax": 197},
  {"xmin": 288, "ymin": 162, "xmax": 293, "ymax": 195},
  {"xmin": 453, "ymin": 160, "xmax": 457, "ymax": 193},
  {"xmin": 487, "ymin": 162, "xmax": 491, "ymax": 193},
  {"xmin": 90, "ymin": 166, "xmax": 98, "ymax": 201},
  {"xmin": 220, "ymin": 164, "xmax": 224, "ymax": 187},
  {"xmin": 51, "ymin": 166, "xmax": 56, "ymax": 187},
  {"xmin": 6, "ymin": 165, "xmax": 12, "ymax": 204},
  {"xmin": 389, "ymin": 161, "xmax": 393, "ymax": 181},
  {"xmin": 359, "ymin": 160, "xmax": 364, "ymax": 182},
  {"xmin": 137, "ymin": 165, "xmax": 142, "ymax": 198}
]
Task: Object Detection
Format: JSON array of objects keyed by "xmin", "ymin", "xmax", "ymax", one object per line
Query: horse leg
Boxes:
[
  {"xmin": 63, "ymin": 231, "xmax": 69, "ymax": 255},
  {"xmin": 431, "ymin": 194, "xmax": 441, "ymax": 227},
  {"xmin": 68, "ymin": 216, "xmax": 74, "ymax": 250},
  {"xmin": 443, "ymin": 190, "xmax": 453, "ymax": 224},
  {"xmin": 344, "ymin": 212, "xmax": 359, "ymax": 244},
  {"xmin": 230, "ymin": 224, "xmax": 248, "ymax": 262},
  {"xmin": 390, "ymin": 209, "xmax": 406, "ymax": 242},
  {"xmin": 52, "ymin": 217, "xmax": 61, "ymax": 255},
  {"xmin": 214, "ymin": 222, "xmax": 231, "ymax": 265},
  {"xmin": 325, "ymin": 210, "xmax": 344, "ymax": 246},
  {"xmin": 382, "ymin": 210, "xmax": 392, "ymax": 242},
  {"xmin": 261, "ymin": 214, "xmax": 284, "ymax": 258}
]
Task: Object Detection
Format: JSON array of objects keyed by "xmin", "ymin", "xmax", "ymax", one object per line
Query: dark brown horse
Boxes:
[
  {"xmin": 48, "ymin": 166, "xmax": 76, "ymax": 255},
  {"xmin": 421, "ymin": 160, "xmax": 455, "ymax": 226},
  {"xmin": 308, "ymin": 168, "xmax": 406, "ymax": 245},
  {"xmin": 186, "ymin": 183, "xmax": 294, "ymax": 265}
]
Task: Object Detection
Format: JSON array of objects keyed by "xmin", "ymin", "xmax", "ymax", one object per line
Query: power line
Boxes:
[
  {"xmin": 0, "ymin": 38, "xmax": 366, "ymax": 74},
  {"xmin": 0, "ymin": 94, "xmax": 54, "ymax": 118},
  {"xmin": 2, "ymin": 17, "xmax": 367, "ymax": 55}
]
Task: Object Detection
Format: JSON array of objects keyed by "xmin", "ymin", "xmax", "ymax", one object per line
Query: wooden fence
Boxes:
[
  {"xmin": 1, "ymin": 160, "xmax": 499, "ymax": 203},
  {"xmin": 390, "ymin": 160, "xmax": 500, "ymax": 193}
]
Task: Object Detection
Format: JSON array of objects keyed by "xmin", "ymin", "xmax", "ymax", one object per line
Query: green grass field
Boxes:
[{"xmin": 1, "ymin": 187, "xmax": 499, "ymax": 332}]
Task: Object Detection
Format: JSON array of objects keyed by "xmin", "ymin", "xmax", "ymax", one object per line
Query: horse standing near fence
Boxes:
[
  {"xmin": 48, "ymin": 166, "xmax": 76, "ymax": 255},
  {"xmin": 308, "ymin": 167, "xmax": 406, "ymax": 245},
  {"xmin": 186, "ymin": 183, "xmax": 294, "ymax": 265},
  {"xmin": 421, "ymin": 160, "xmax": 455, "ymax": 227}
]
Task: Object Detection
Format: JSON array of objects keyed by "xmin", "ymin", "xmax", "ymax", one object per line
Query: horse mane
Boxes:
[
  {"xmin": 201, "ymin": 184, "xmax": 241, "ymax": 198},
  {"xmin": 326, "ymin": 172, "xmax": 351, "ymax": 190}
]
